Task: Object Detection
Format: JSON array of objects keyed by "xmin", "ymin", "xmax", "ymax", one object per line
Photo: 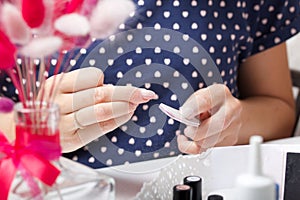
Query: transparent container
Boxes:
[{"xmin": 9, "ymin": 101, "xmax": 115, "ymax": 200}]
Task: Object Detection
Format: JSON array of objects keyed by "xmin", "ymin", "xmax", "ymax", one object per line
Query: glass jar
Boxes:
[{"xmin": 9, "ymin": 101, "xmax": 115, "ymax": 200}]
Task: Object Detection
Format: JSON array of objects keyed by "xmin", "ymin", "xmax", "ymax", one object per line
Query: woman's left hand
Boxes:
[{"xmin": 177, "ymin": 84, "xmax": 242, "ymax": 154}]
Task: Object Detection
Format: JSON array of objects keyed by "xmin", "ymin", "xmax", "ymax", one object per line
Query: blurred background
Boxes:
[
  {"xmin": 288, "ymin": 33, "xmax": 300, "ymax": 71},
  {"xmin": 287, "ymin": 33, "xmax": 300, "ymax": 136}
]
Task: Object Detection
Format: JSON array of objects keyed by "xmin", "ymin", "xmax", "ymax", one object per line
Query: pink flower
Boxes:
[
  {"xmin": 0, "ymin": 30, "xmax": 16, "ymax": 70},
  {"xmin": 0, "ymin": 0, "xmax": 136, "ymax": 104},
  {"xmin": 21, "ymin": 0, "xmax": 45, "ymax": 28},
  {"xmin": 1, "ymin": 3, "xmax": 31, "ymax": 45}
]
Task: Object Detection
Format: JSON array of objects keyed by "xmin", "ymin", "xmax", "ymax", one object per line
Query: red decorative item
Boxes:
[
  {"xmin": 0, "ymin": 129, "xmax": 61, "ymax": 200},
  {"xmin": 0, "ymin": 30, "xmax": 16, "ymax": 70},
  {"xmin": 0, "ymin": 101, "xmax": 62, "ymax": 200},
  {"xmin": 21, "ymin": 0, "xmax": 45, "ymax": 28},
  {"xmin": 66, "ymin": 0, "xmax": 84, "ymax": 13}
]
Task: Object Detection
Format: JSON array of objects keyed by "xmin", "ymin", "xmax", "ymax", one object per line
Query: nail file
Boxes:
[{"xmin": 158, "ymin": 103, "xmax": 200, "ymax": 127}]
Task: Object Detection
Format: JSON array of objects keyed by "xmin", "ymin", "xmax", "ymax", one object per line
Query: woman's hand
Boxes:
[
  {"xmin": 177, "ymin": 42, "xmax": 295, "ymax": 154},
  {"xmin": 44, "ymin": 67, "xmax": 157, "ymax": 152},
  {"xmin": 177, "ymin": 84, "xmax": 242, "ymax": 154}
]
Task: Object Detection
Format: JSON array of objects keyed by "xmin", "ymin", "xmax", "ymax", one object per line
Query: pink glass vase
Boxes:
[{"xmin": 8, "ymin": 101, "xmax": 115, "ymax": 200}]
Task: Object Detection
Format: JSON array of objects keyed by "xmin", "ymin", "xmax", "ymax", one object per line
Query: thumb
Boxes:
[
  {"xmin": 180, "ymin": 88, "xmax": 212, "ymax": 119},
  {"xmin": 180, "ymin": 84, "xmax": 227, "ymax": 119}
]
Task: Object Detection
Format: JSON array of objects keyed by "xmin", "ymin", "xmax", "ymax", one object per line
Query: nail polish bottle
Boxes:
[
  {"xmin": 234, "ymin": 135, "xmax": 276, "ymax": 200},
  {"xmin": 173, "ymin": 184, "xmax": 192, "ymax": 200},
  {"xmin": 207, "ymin": 194, "xmax": 223, "ymax": 200},
  {"xmin": 183, "ymin": 175, "xmax": 202, "ymax": 200}
]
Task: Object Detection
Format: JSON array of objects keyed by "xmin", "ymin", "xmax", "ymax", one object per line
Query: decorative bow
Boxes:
[{"xmin": 0, "ymin": 130, "xmax": 61, "ymax": 200}]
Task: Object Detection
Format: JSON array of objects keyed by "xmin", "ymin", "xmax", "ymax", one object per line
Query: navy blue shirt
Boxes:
[{"xmin": 1, "ymin": 0, "xmax": 300, "ymax": 168}]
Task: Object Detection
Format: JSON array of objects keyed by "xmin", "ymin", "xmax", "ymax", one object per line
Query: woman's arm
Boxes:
[{"xmin": 237, "ymin": 42, "xmax": 295, "ymax": 143}]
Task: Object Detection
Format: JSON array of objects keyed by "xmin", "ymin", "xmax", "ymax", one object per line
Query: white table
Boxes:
[
  {"xmin": 98, "ymin": 156, "xmax": 178, "ymax": 200},
  {"xmin": 97, "ymin": 136, "xmax": 300, "ymax": 200}
]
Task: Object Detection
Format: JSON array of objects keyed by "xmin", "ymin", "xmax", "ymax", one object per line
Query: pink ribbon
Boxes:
[{"xmin": 0, "ymin": 130, "xmax": 61, "ymax": 200}]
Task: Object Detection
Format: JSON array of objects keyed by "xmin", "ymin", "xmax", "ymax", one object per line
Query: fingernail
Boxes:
[
  {"xmin": 153, "ymin": 94, "xmax": 159, "ymax": 99},
  {"xmin": 140, "ymin": 89, "xmax": 157, "ymax": 99}
]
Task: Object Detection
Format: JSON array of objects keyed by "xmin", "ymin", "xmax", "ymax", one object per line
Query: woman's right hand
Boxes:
[{"xmin": 44, "ymin": 67, "xmax": 157, "ymax": 152}]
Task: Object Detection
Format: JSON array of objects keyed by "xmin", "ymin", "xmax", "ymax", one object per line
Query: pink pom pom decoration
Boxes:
[
  {"xmin": 80, "ymin": 0, "xmax": 98, "ymax": 17},
  {"xmin": 0, "ymin": 97, "xmax": 14, "ymax": 113},
  {"xmin": 1, "ymin": 3, "xmax": 31, "ymax": 45},
  {"xmin": 54, "ymin": 13, "xmax": 90, "ymax": 36},
  {"xmin": 0, "ymin": 30, "xmax": 16, "ymax": 70},
  {"xmin": 0, "ymin": 0, "xmax": 137, "ymax": 107},
  {"xmin": 20, "ymin": 36, "xmax": 63, "ymax": 58},
  {"xmin": 21, "ymin": 0, "xmax": 45, "ymax": 28},
  {"xmin": 89, "ymin": 0, "xmax": 135, "ymax": 39}
]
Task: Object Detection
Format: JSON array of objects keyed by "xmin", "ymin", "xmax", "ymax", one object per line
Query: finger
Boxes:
[
  {"xmin": 183, "ymin": 125, "xmax": 225, "ymax": 149},
  {"xmin": 60, "ymin": 102, "xmax": 136, "ymax": 132},
  {"xmin": 74, "ymin": 85, "xmax": 157, "ymax": 106},
  {"xmin": 60, "ymin": 113, "xmax": 80, "ymax": 133},
  {"xmin": 75, "ymin": 102, "xmax": 137, "ymax": 127},
  {"xmin": 106, "ymin": 85, "xmax": 158, "ymax": 104},
  {"xmin": 61, "ymin": 132, "xmax": 82, "ymax": 153},
  {"xmin": 56, "ymin": 85, "xmax": 157, "ymax": 113},
  {"xmin": 61, "ymin": 112, "xmax": 134, "ymax": 153},
  {"xmin": 196, "ymin": 122, "xmax": 241, "ymax": 148},
  {"xmin": 180, "ymin": 84, "xmax": 227, "ymax": 119},
  {"xmin": 184, "ymin": 107, "xmax": 227, "ymax": 141},
  {"xmin": 214, "ymin": 123, "xmax": 241, "ymax": 147},
  {"xmin": 196, "ymin": 134, "xmax": 224, "ymax": 149},
  {"xmin": 57, "ymin": 67, "xmax": 104, "ymax": 93},
  {"xmin": 214, "ymin": 134, "xmax": 239, "ymax": 147},
  {"xmin": 77, "ymin": 111, "xmax": 134, "ymax": 147},
  {"xmin": 178, "ymin": 133, "xmax": 222, "ymax": 154},
  {"xmin": 183, "ymin": 126, "xmax": 199, "ymax": 140},
  {"xmin": 177, "ymin": 134, "xmax": 205, "ymax": 154}
]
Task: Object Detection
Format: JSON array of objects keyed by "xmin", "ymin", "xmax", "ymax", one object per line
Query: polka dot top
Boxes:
[{"xmin": 1, "ymin": 0, "xmax": 300, "ymax": 168}]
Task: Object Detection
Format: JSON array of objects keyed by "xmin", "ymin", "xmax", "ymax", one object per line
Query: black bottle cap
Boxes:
[
  {"xmin": 207, "ymin": 194, "xmax": 223, "ymax": 200},
  {"xmin": 173, "ymin": 184, "xmax": 192, "ymax": 200},
  {"xmin": 183, "ymin": 175, "xmax": 202, "ymax": 200}
]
